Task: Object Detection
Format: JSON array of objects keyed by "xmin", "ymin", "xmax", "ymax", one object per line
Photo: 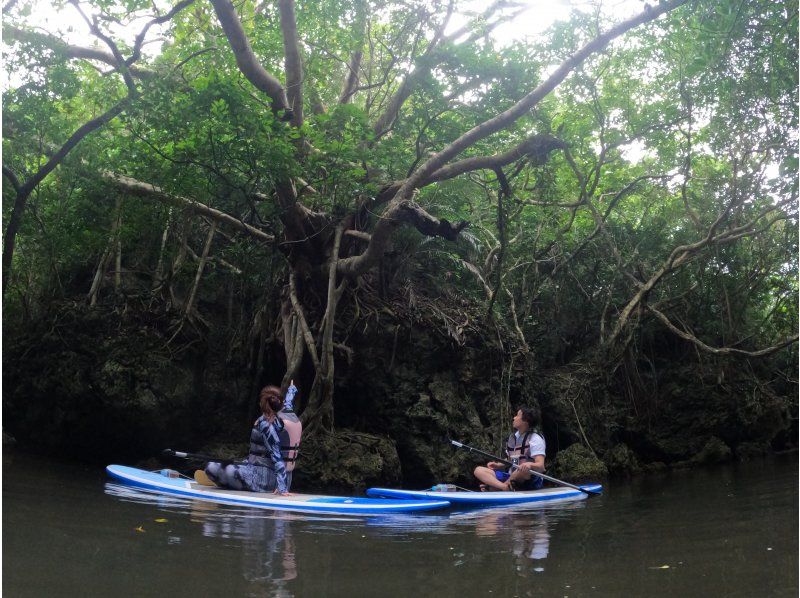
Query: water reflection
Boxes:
[
  {"xmin": 191, "ymin": 506, "xmax": 298, "ymax": 596},
  {"xmin": 105, "ymin": 481, "xmax": 596, "ymax": 592},
  {"xmin": 477, "ymin": 510, "xmax": 550, "ymax": 571},
  {"xmin": 105, "ymin": 481, "xmax": 199, "ymax": 511},
  {"xmin": 451, "ymin": 502, "xmax": 587, "ymax": 574},
  {"xmin": 7, "ymin": 455, "xmax": 794, "ymax": 597},
  {"xmin": 106, "ymin": 482, "xmax": 303, "ymax": 595}
]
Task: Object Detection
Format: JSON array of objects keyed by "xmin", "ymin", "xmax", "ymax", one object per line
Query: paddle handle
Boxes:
[
  {"xmin": 161, "ymin": 449, "xmax": 235, "ymax": 464},
  {"xmin": 449, "ymin": 439, "xmax": 600, "ymax": 496}
]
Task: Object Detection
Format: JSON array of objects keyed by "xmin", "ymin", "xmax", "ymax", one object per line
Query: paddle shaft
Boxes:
[
  {"xmin": 161, "ymin": 449, "xmax": 235, "ymax": 464},
  {"xmin": 450, "ymin": 439, "xmax": 600, "ymax": 496}
]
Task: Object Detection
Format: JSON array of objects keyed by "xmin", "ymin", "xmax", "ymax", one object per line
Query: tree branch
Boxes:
[
  {"xmin": 3, "ymin": 97, "xmax": 131, "ymax": 293},
  {"xmin": 607, "ymin": 197, "xmax": 795, "ymax": 345},
  {"xmin": 649, "ymin": 306, "xmax": 799, "ymax": 358},
  {"xmin": 3, "ymin": 24, "xmax": 155, "ymax": 78},
  {"xmin": 339, "ymin": 1, "xmax": 687, "ymax": 278},
  {"xmin": 69, "ymin": 0, "xmax": 138, "ymax": 94},
  {"xmin": 289, "ymin": 270, "xmax": 320, "ymax": 369},
  {"xmin": 425, "ymin": 134, "xmax": 567, "ymax": 185},
  {"xmin": 396, "ymin": 200, "xmax": 470, "ymax": 242},
  {"xmin": 101, "ymin": 172, "xmax": 275, "ymax": 243},
  {"xmin": 277, "ymin": 0, "xmax": 303, "ymax": 127},
  {"xmin": 336, "ymin": 196, "xmax": 467, "ymax": 277},
  {"xmin": 2, "ymin": 165, "xmax": 21, "ymax": 193},
  {"xmin": 127, "ymin": 0, "xmax": 196, "ymax": 67},
  {"xmin": 371, "ymin": 0, "xmax": 456, "ymax": 138},
  {"xmin": 209, "ymin": 0, "xmax": 292, "ymax": 119},
  {"xmin": 339, "ymin": 0, "xmax": 367, "ymax": 104},
  {"xmin": 402, "ymin": 0, "xmax": 688, "ymax": 195}
]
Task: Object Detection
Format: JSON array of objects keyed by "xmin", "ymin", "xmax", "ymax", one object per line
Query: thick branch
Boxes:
[
  {"xmin": 288, "ymin": 270, "xmax": 320, "ymax": 369},
  {"xmin": 372, "ymin": 67, "xmax": 423, "ymax": 139},
  {"xmin": 2, "ymin": 165, "xmax": 21, "ymax": 193},
  {"xmin": 339, "ymin": 0, "xmax": 687, "ymax": 278},
  {"xmin": 3, "ymin": 97, "xmax": 130, "ymax": 293},
  {"xmin": 403, "ymin": 0, "xmax": 688, "ymax": 194},
  {"xmin": 371, "ymin": 1, "xmax": 456, "ymax": 138},
  {"xmin": 607, "ymin": 198, "xmax": 794, "ymax": 345},
  {"xmin": 426, "ymin": 134, "xmax": 567, "ymax": 185},
  {"xmin": 209, "ymin": 0, "xmax": 292, "ymax": 118},
  {"xmin": 649, "ymin": 307, "xmax": 799, "ymax": 358},
  {"xmin": 101, "ymin": 172, "xmax": 274, "ymax": 243},
  {"xmin": 321, "ymin": 224, "xmax": 346, "ymax": 361},
  {"xmin": 339, "ymin": 49, "xmax": 363, "ymax": 104},
  {"xmin": 397, "ymin": 201, "xmax": 469, "ymax": 241},
  {"xmin": 277, "ymin": 0, "xmax": 303, "ymax": 127},
  {"xmin": 127, "ymin": 0, "xmax": 195, "ymax": 67},
  {"xmin": 339, "ymin": 1, "xmax": 368, "ymax": 104},
  {"xmin": 336, "ymin": 197, "xmax": 467, "ymax": 276},
  {"xmin": 3, "ymin": 24, "xmax": 154, "ymax": 78}
]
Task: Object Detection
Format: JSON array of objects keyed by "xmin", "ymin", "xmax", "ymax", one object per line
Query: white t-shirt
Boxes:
[{"xmin": 514, "ymin": 430, "xmax": 546, "ymax": 457}]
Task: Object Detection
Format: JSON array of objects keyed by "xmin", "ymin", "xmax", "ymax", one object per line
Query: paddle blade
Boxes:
[{"xmin": 579, "ymin": 484, "xmax": 603, "ymax": 496}]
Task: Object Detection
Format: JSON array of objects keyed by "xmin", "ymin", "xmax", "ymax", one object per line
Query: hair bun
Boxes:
[{"xmin": 259, "ymin": 385, "xmax": 284, "ymax": 411}]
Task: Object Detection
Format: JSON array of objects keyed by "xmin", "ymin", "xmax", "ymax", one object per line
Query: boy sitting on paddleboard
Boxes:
[{"xmin": 473, "ymin": 407, "xmax": 545, "ymax": 491}]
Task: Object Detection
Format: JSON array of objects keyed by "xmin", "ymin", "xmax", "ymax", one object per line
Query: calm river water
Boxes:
[{"xmin": 3, "ymin": 451, "xmax": 797, "ymax": 597}]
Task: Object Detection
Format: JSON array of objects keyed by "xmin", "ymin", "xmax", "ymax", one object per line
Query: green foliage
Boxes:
[{"xmin": 2, "ymin": 0, "xmax": 796, "ymax": 397}]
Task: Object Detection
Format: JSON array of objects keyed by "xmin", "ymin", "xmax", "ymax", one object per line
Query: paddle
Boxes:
[
  {"xmin": 161, "ymin": 449, "xmax": 236, "ymax": 464},
  {"xmin": 449, "ymin": 439, "xmax": 601, "ymax": 496}
]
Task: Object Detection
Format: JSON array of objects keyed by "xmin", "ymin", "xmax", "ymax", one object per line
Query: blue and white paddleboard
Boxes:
[
  {"xmin": 107, "ymin": 465, "xmax": 450, "ymax": 515},
  {"xmin": 366, "ymin": 484, "xmax": 603, "ymax": 506}
]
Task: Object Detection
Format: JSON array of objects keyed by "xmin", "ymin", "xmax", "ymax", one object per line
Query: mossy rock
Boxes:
[
  {"xmin": 692, "ymin": 437, "xmax": 732, "ymax": 464},
  {"xmin": 296, "ymin": 429, "xmax": 401, "ymax": 491},
  {"xmin": 551, "ymin": 443, "xmax": 608, "ymax": 482},
  {"xmin": 604, "ymin": 443, "xmax": 640, "ymax": 476},
  {"xmin": 642, "ymin": 461, "xmax": 667, "ymax": 473},
  {"xmin": 734, "ymin": 441, "xmax": 770, "ymax": 461}
]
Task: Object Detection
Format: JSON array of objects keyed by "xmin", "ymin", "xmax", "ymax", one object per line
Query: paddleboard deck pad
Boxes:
[
  {"xmin": 107, "ymin": 465, "xmax": 450, "ymax": 514},
  {"xmin": 366, "ymin": 484, "xmax": 603, "ymax": 506}
]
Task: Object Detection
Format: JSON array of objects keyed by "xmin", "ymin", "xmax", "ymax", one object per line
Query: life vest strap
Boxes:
[{"xmin": 506, "ymin": 430, "xmax": 534, "ymax": 461}]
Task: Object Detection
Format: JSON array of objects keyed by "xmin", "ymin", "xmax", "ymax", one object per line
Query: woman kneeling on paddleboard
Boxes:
[
  {"xmin": 204, "ymin": 386, "xmax": 291, "ymax": 495},
  {"xmin": 473, "ymin": 407, "xmax": 545, "ymax": 491}
]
